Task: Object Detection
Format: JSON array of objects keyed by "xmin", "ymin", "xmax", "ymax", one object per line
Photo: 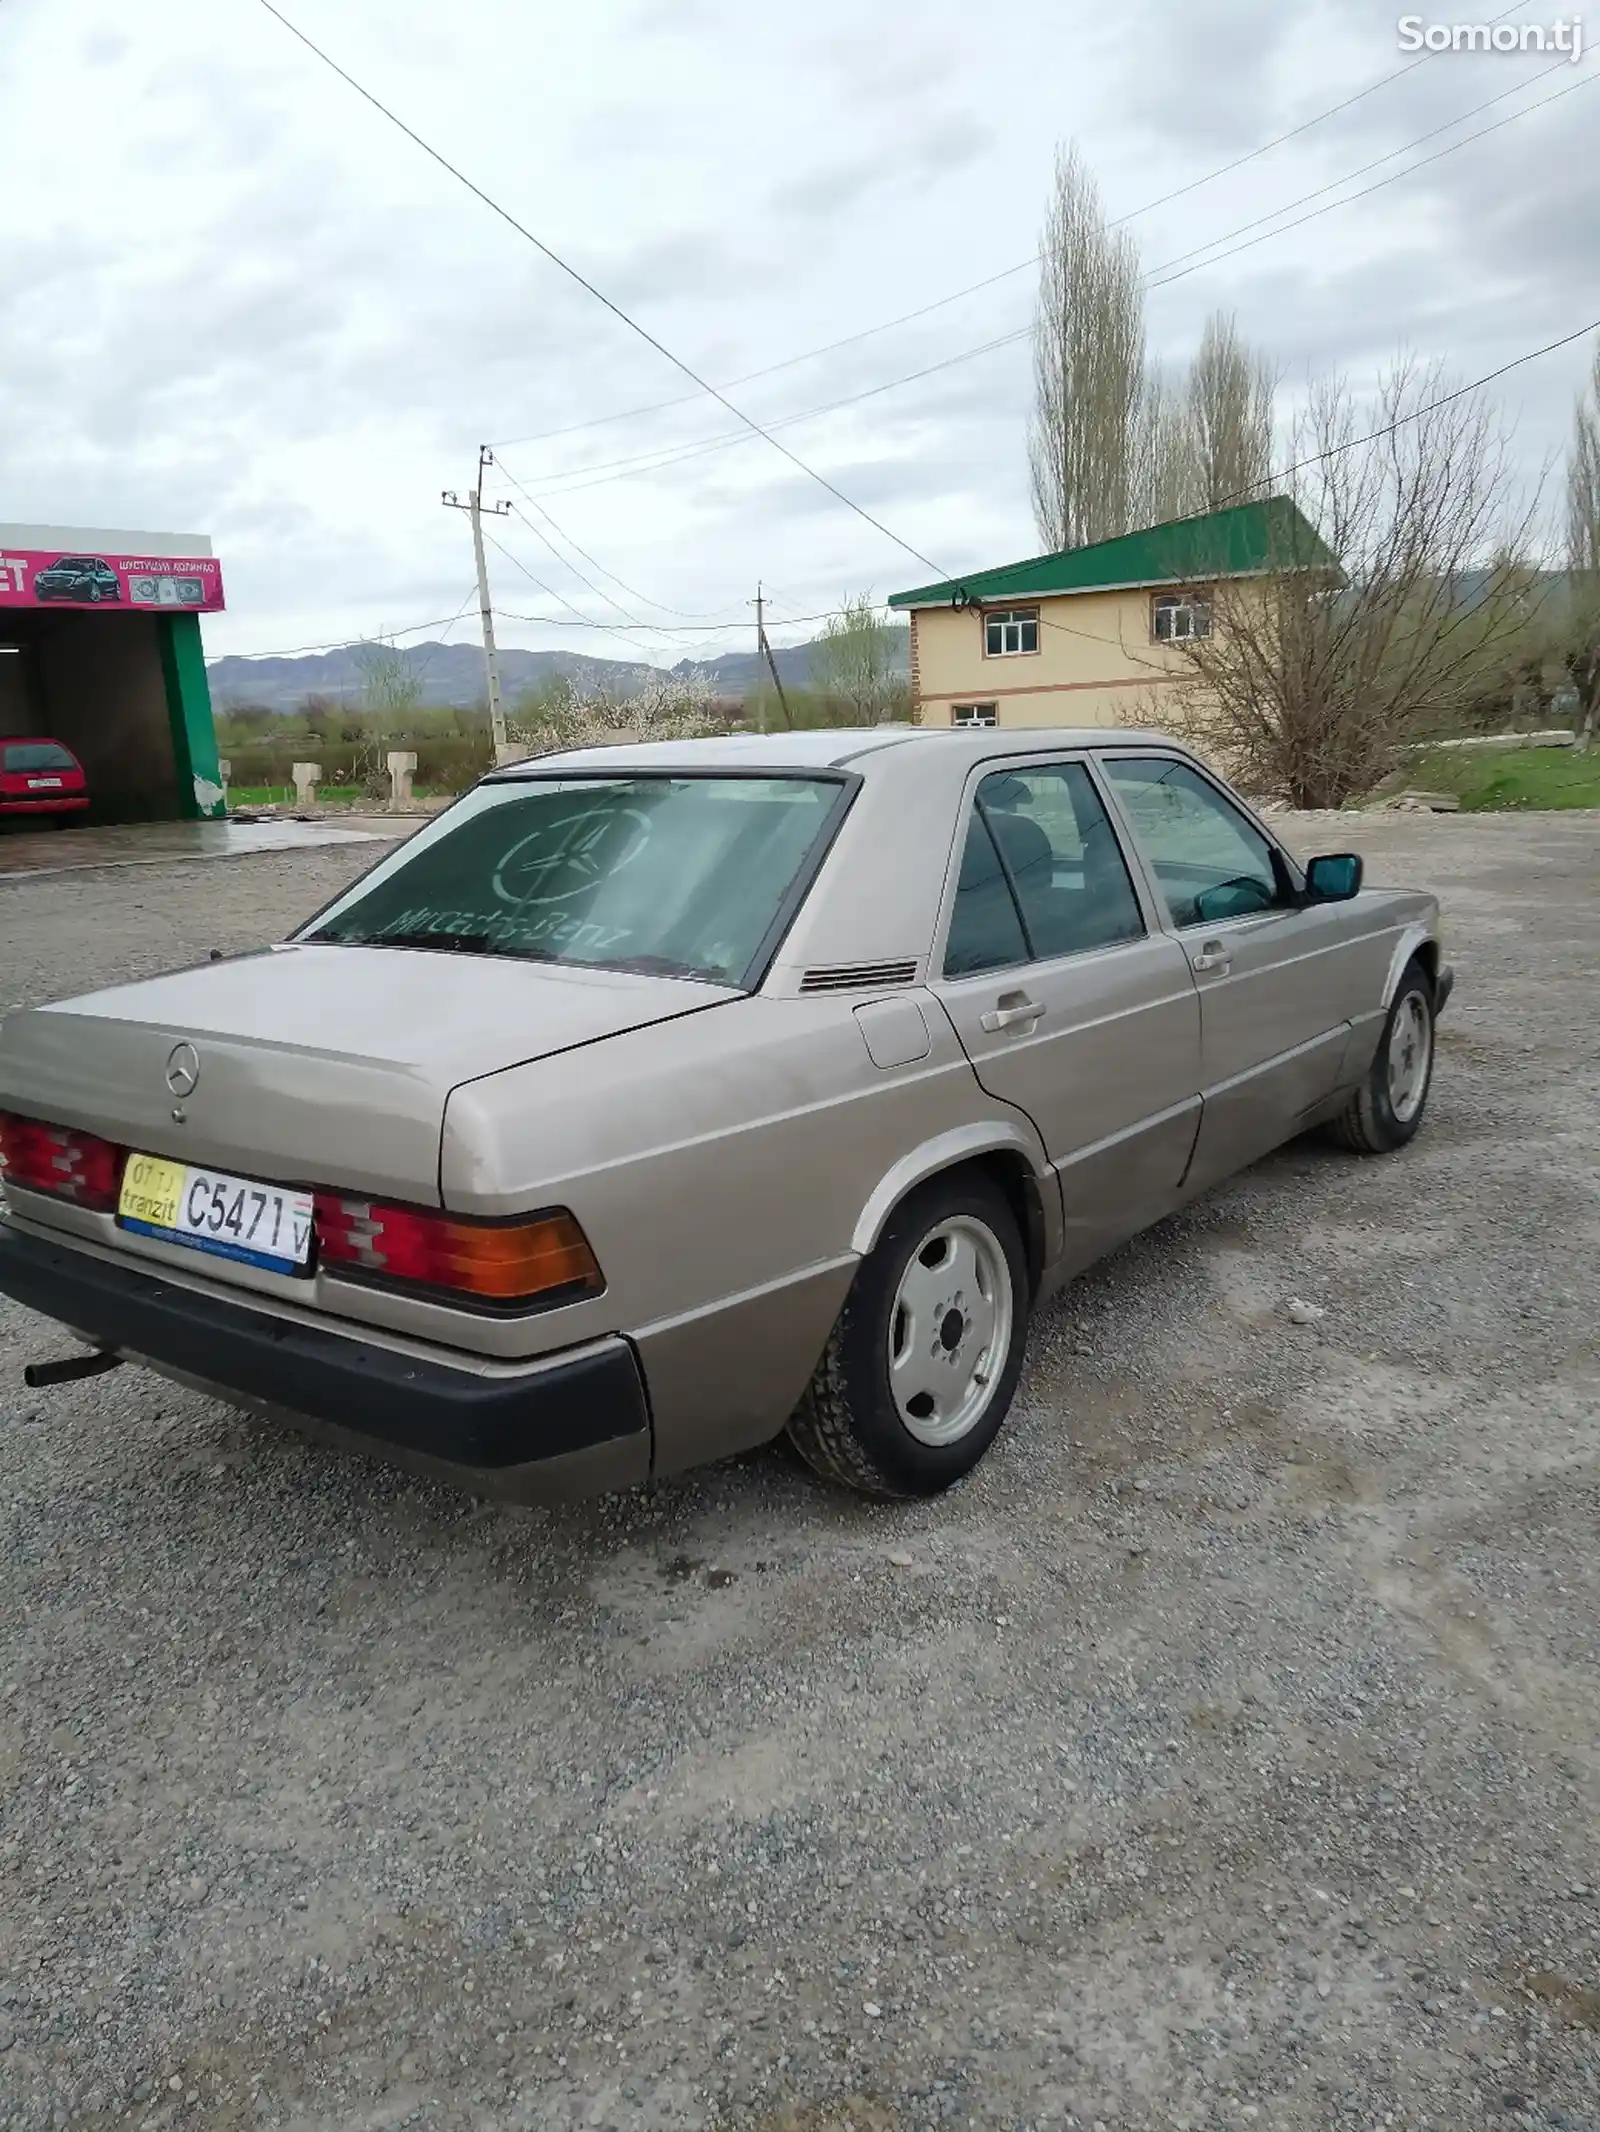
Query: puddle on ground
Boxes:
[{"xmin": 0, "ymin": 817, "xmax": 395, "ymax": 878}]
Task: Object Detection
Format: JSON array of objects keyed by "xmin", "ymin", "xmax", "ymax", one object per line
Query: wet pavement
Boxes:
[{"xmin": 0, "ymin": 815, "xmax": 402, "ymax": 879}]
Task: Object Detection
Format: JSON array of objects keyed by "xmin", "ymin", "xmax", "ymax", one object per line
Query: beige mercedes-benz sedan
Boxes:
[{"xmin": 0, "ymin": 727, "xmax": 1450, "ymax": 1501}]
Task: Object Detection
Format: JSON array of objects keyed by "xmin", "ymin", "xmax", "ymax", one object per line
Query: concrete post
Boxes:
[
  {"xmin": 386, "ymin": 750, "xmax": 418, "ymax": 811},
  {"xmin": 217, "ymin": 758, "xmax": 231, "ymax": 791},
  {"xmin": 291, "ymin": 762, "xmax": 321, "ymax": 810}
]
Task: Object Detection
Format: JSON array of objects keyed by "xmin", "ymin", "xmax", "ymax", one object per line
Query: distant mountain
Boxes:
[{"xmin": 207, "ymin": 628, "xmax": 908, "ymax": 714}]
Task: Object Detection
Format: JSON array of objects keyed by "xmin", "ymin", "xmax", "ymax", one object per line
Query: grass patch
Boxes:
[
  {"xmin": 227, "ymin": 785, "xmax": 363, "ymax": 808},
  {"xmin": 227, "ymin": 784, "xmax": 446, "ymax": 810},
  {"xmin": 1403, "ymin": 744, "xmax": 1600, "ymax": 812}
]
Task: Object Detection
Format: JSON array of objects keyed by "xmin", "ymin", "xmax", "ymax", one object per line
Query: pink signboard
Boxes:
[{"xmin": 0, "ymin": 547, "xmax": 225, "ymax": 613}]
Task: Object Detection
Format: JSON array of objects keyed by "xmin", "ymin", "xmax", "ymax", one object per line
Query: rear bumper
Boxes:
[
  {"xmin": 0, "ymin": 795, "xmax": 89, "ymax": 814},
  {"xmin": 0, "ymin": 1220, "xmax": 651, "ymax": 1498}
]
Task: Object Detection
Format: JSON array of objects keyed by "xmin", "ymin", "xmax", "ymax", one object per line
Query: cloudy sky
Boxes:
[{"xmin": 3, "ymin": 0, "xmax": 1596, "ymax": 670}]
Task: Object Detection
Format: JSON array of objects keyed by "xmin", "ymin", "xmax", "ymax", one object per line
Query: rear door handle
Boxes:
[
  {"xmin": 1190, "ymin": 940, "xmax": 1231, "ymax": 975},
  {"xmin": 981, "ymin": 996, "xmax": 1044, "ymax": 1033}
]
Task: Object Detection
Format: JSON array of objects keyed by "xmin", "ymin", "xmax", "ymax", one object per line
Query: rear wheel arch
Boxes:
[{"xmin": 849, "ymin": 1124, "xmax": 1057, "ymax": 1276}]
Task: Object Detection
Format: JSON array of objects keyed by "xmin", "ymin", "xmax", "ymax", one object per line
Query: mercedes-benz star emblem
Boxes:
[{"xmin": 164, "ymin": 1042, "xmax": 201, "ymax": 1098}]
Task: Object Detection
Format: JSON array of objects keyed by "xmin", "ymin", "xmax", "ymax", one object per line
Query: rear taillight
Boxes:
[
  {"xmin": 313, "ymin": 1195, "xmax": 603, "ymax": 1310},
  {"xmin": 0, "ymin": 1112, "xmax": 123, "ymax": 1212}
]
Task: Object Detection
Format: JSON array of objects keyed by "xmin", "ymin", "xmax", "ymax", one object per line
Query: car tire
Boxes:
[
  {"xmin": 1325, "ymin": 960, "xmax": 1436, "ymax": 1155},
  {"xmin": 787, "ymin": 1168, "xmax": 1031, "ymax": 1499}
]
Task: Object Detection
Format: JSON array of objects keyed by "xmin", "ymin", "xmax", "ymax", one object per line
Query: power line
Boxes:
[
  {"xmin": 489, "ymin": 64, "xmax": 1592, "ymax": 513},
  {"xmin": 482, "ymin": 0, "xmax": 1535, "ymax": 455},
  {"xmin": 1147, "ymin": 60, "xmax": 1596, "ymax": 291},
  {"xmin": 482, "ymin": 526, "xmax": 685, "ymax": 661},
  {"xmin": 218, "ymin": 321, "xmax": 1600, "ymax": 676},
  {"xmin": 504, "ymin": 499, "xmax": 656, "ymax": 633},
  {"xmin": 253, "ymin": 0, "xmax": 1587, "ymax": 664},
  {"xmin": 1211, "ymin": 313, "xmax": 1600, "ymax": 511},
  {"xmin": 253, "ymin": 0, "xmax": 946, "ymax": 575},
  {"xmin": 494, "ymin": 605, "xmax": 853, "ymax": 634},
  {"xmin": 488, "ymin": 452, "xmax": 743, "ymax": 620},
  {"xmin": 215, "ymin": 599, "xmax": 479, "ymax": 662},
  {"xmin": 491, "ymin": 328, "xmax": 1027, "ymax": 503},
  {"xmin": 1017, "ymin": 314, "xmax": 1600, "ymax": 657}
]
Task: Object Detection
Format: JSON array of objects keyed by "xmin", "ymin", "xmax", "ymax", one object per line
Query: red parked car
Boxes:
[{"xmin": 0, "ymin": 739, "xmax": 88, "ymax": 823}]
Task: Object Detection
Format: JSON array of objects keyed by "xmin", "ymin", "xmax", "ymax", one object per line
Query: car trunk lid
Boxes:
[{"xmin": 0, "ymin": 943, "xmax": 732, "ymax": 1204}]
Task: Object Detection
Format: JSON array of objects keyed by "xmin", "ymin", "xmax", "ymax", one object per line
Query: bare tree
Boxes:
[
  {"xmin": 807, "ymin": 594, "xmax": 910, "ymax": 723},
  {"xmin": 1028, "ymin": 146, "xmax": 1150, "ymax": 550},
  {"xmin": 1170, "ymin": 357, "xmax": 1546, "ymax": 808},
  {"xmin": 1563, "ymin": 336, "xmax": 1600, "ymax": 749},
  {"xmin": 1186, "ymin": 313, "xmax": 1276, "ymax": 513},
  {"xmin": 354, "ymin": 641, "xmax": 426, "ymax": 725}
]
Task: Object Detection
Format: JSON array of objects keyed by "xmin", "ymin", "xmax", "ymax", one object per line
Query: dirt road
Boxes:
[{"xmin": 1, "ymin": 811, "xmax": 1598, "ymax": 2132}]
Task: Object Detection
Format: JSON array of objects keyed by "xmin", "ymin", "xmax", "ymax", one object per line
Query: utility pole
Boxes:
[
  {"xmin": 753, "ymin": 582, "xmax": 765, "ymax": 733},
  {"xmin": 750, "ymin": 580, "xmax": 791, "ymax": 730},
  {"xmin": 443, "ymin": 447, "xmax": 515, "ymax": 763}
]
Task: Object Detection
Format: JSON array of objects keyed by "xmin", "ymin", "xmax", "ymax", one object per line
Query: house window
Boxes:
[
  {"xmin": 952, "ymin": 703, "xmax": 998, "ymax": 727},
  {"xmin": 1152, "ymin": 591, "xmax": 1212, "ymax": 643},
  {"xmin": 983, "ymin": 607, "xmax": 1039, "ymax": 657}
]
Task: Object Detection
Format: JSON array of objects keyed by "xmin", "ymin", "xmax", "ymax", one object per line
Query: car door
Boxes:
[
  {"xmin": 928, "ymin": 755, "xmax": 1202, "ymax": 1278},
  {"xmin": 1099, "ymin": 750, "xmax": 1356, "ymax": 1190}
]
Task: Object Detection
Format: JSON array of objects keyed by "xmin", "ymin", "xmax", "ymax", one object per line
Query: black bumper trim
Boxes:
[{"xmin": 0, "ymin": 1224, "xmax": 648, "ymax": 1470}]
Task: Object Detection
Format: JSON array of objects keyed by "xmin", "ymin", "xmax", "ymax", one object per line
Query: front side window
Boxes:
[
  {"xmin": 1152, "ymin": 591, "xmax": 1213, "ymax": 642},
  {"xmin": 951, "ymin": 703, "xmax": 997, "ymax": 727},
  {"xmin": 944, "ymin": 762, "xmax": 1145, "ymax": 977},
  {"xmin": 983, "ymin": 608, "xmax": 1039, "ymax": 657},
  {"xmin": 3, "ymin": 742, "xmax": 75, "ymax": 772},
  {"xmin": 1105, "ymin": 756, "xmax": 1283, "ymax": 927},
  {"xmin": 301, "ymin": 773, "xmax": 846, "ymax": 987}
]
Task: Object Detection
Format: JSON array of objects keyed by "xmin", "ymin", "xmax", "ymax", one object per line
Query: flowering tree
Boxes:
[{"xmin": 508, "ymin": 667, "xmax": 734, "ymax": 753}]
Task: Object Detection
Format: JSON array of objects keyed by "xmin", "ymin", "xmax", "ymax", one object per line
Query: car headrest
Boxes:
[{"xmin": 987, "ymin": 810, "xmax": 1053, "ymax": 881}]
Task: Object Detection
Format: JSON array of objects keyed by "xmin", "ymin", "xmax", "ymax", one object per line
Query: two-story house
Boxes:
[{"xmin": 888, "ymin": 496, "xmax": 1336, "ymax": 731}]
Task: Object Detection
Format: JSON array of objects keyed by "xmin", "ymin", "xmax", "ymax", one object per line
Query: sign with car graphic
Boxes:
[{"xmin": 0, "ymin": 548, "xmax": 225, "ymax": 611}]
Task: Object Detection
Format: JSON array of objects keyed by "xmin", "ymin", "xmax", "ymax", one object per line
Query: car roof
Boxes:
[{"xmin": 486, "ymin": 724, "xmax": 1181, "ymax": 779}]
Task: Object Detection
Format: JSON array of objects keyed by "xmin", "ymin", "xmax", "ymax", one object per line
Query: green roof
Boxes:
[{"xmin": 888, "ymin": 495, "xmax": 1338, "ymax": 610}]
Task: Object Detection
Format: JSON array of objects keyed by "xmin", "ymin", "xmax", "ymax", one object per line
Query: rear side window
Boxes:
[
  {"xmin": 3, "ymin": 742, "xmax": 76, "ymax": 772},
  {"xmin": 302, "ymin": 773, "xmax": 847, "ymax": 987},
  {"xmin": 944, "ymin": 762, "xmax": 1145, "ymax": 977}
]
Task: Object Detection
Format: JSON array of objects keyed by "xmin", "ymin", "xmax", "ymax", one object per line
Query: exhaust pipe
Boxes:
[{"xmin": 23, "ymin": 1350, "xmax": 124, "ymax": 1389}]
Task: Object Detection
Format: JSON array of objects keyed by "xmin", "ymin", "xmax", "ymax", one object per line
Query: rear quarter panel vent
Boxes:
[{"xmin": 798, "ymin": 959, "xmax": 919, "ymax": 994}]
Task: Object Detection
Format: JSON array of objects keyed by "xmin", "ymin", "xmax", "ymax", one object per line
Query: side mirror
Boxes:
[{"xmin": 1303, "ymin": 852, "xmax": 1363, "ymax": 903}]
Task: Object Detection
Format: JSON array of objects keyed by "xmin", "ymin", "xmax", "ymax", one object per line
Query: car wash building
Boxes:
[{"xmin": 0, "ymin": 524, "xmax": 226, "ymax": 822}]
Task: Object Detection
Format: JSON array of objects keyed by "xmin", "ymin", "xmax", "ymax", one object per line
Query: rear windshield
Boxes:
[
  {"xmin": 3, "ymin": 742, "xmax": 76, "ymax": 772},
  {"xmin": 300, "ymin": 773, "xmax": 847, "ymax": 986}
]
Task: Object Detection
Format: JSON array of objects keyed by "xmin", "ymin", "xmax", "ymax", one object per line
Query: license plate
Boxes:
[
  {"xmin": 28, "ymin": 777, "xmax": 63, "ymax": 789},
  {"xmin": 117, "ymin": 1153, "xmax": 315, "ymax": 1275}
]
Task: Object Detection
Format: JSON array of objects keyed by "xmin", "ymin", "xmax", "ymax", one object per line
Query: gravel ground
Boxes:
[{"xmin": 1, "ymin": 813, "xmax": 1598, "ymax": 2132}]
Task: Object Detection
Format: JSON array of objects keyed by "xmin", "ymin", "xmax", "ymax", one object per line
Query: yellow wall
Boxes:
[{"xmin": 909, "ymin": 586, "xmax": 1197, "ymax": 730}]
